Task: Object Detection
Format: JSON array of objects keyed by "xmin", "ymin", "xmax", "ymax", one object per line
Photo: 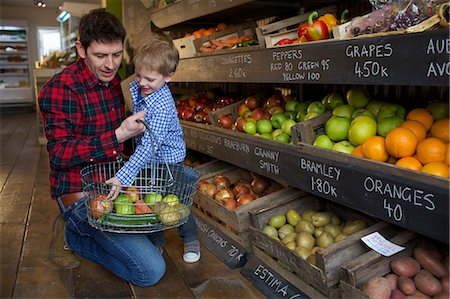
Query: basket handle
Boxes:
[{"xmin": 136, "ymin": 119, "xmax": 174, "ymax": 188}]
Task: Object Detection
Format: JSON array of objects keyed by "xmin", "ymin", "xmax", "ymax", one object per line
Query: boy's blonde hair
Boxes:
[{"xmin": 133, "ymin": 35, "xmax": 179, "ymax": 76}]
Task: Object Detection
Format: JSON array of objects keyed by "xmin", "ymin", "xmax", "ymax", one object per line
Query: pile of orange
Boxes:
[
  {"xmin": 185, "ymin": 23, "xmax": 228, "ymax": 39},
  {"xmin": 354, "ymin": 107, "xmax": 449, "ymax": 179}
]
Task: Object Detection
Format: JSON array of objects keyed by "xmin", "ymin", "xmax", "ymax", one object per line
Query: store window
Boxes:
[{"xmin": 37, "ymin": 27, "xmax": 62, "ymax": 62}]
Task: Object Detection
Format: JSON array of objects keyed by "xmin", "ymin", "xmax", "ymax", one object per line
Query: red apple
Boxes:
[
  {"xmin": 234, "ymin": 117, "xmax": 247, "ymax": 132},
  {"xmin": 268, "ymin": 105, "xmax": 285, "ymax": 115},
  {"xmin": 265, "ymin": 94, "xmax": 283, "ymax": 108},
  {"xmin": 181, "ymin": 108, "xmax": 195, "ymax": 121},
  {"xmin": 177, "ymin": 100, "xmax": 188, "ymax": 108},
  {"xmin": 194, "ymin": 111, "xmax": 207, "ymax": 122},
  {"xmin": 237, "ymin": 102, "xmax": 250, "ymax": 116},
  {"xmin": 218, "ymin": 115, "xmax": 233, "ymax": 129},
  {"xmin": 245, "ymin": 96, "xmax": 259, "ymax": 110},
  {"xmin": 252, "ymin": 108, "xmax": 266, "ymax": 121},
  {"xmin": 188, "ymin": 96, "xmax": 198, "ymax": 107},
  {"xmin": 262, "ymin": 110, "xmax": 271, "ymax": 120}
]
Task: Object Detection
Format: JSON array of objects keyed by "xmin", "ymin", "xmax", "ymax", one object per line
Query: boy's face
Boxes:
[
  {"xmin": 135, "ymin": 68, "xmax": 173, "ymax": 96},
  {"xmin": 75, "ymin": 40, "xmax": 123, "ymax": 84}
]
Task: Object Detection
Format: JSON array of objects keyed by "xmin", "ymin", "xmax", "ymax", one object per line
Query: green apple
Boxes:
[
  {"xmin": 377, "ymin": 103, "xmax": 407, "ymax": 120},
  {"xmin": 295, "ymin": 102, "xmax": 310, "ymax": 113},
  {"xmin": 284, "ymin": 111, "xmax": 297, "ymax": 120},
  {"xmin": 366, "ymin": 100, "xmax": 386, "ymax": 117},
  {"xmin": 333, "ymin": 104, "xmax": 354, "ymax": 119},
  {"xmin": 256, "ymin": 119, "xmax": 273, "ymax": 134},
  {"xmin": 346, "ymin": 87, "xmax": 370, "ymax": 109},
  {"xmin": 285, "ymin": 100, "xmax": 300, "ymax": 112},
  {"xmin": 273, "ymin": 132, "xmax": 290, "ymax": 143},
  {"xmin": 296, "ymin": 110, "xmax": 307, "ymax": 122},
  {"xmin": 144, "ymin": 193, "xmax": 163, "ymax": 206},
  {"xmin": 352, "ymin": 108, "xmax": 375, "ymax": 120},
  {"xmin": 260, "ymin": 133, "xmax": 273, "ymax": 139},
  {"xmin": 348, "ymin": 116, "xmax": 377, "ymax": 146},
  {"xmin": 325, "ymin": 116, "xmax": 351, "ymax": 142},
  {"xmin": 245, "ymin": 116, "xmax": 256, "ymax": 123},
  {"xmin": 272, "ymin": 128, "xmax": 284, "ymax": 138},
  {"xmin": 271, "ymin": 113, "xmax": 288, "ymax": 129},
  {"xmin": 323, "ymin": 92, "xmax": 345, "ymax": 111},
  {"xmin": 426, "ymin": 101, "xmax": 449, "ymax": 121},
  {"xmin": 243, "ymin": 121, "xmax": 257, "ymax": 135},
  {"xmin": 162, "ymin": 194, "xmax": 180, "ymax": 207},
  {"xmin": 313, "ymin": 134, "xmax": 334, "ymax": 149},
  {"xmin": 331, "ymin": 141, "xmax": 355, "ymax": 155},
  {"xmin": 377, "ymin": 116, "xmax": 404, "ymax": 137},
  {"xmin": 304, "ymin": 111, "xmax": 320, "ymax": 120},
  {"xmin": 307, "ymin": 101, "xmax": 326, "ymax": 114},
  {"xmin": 281, "ymin": 119, "xmax": 297, "ymax": 136}
]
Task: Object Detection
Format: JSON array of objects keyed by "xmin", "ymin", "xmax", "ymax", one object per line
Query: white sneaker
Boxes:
[{"xmin": 183, "ymin": 240, "xmax": 201, "ymax": 263}]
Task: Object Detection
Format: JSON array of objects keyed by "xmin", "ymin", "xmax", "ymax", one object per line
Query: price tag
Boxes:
[{"xmin": 361, "ymin": 232, "xmax": 405, "ymax": 257}]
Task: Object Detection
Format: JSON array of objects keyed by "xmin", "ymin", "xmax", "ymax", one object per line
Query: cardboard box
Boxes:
[{"xmin": 173, "ymin": 35, "xmax": 196, "ymax": 59}]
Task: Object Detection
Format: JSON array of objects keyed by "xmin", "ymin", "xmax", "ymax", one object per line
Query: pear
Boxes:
[
  {"xmin": 294, "ymin": 247, "xmax": 311, "ymax": 260},
  {"xmin": 282, "ymin": 232, "xmax": 297, "ymax": 245},
  {"xmin": 316, "ymin": 232, "xmax": 334, "ymax": 248},
  {"xmin": 334, "ymin": 233, "xmax": 349, "ymax": 242},
  {"xmin": 262, "ymin": 225, "xmax": 278, "ymax": 238},
  {"xmin": 311, "ymin": 212, "xmax": 332, "ymax": 227},
  {"xmin": 295, "ymin": 220, "xmax": 315, "ymax": 235},
  {"xmin": 278, "ymin": 224, "xmax": 295, "ymax": 239},
  {"xmin": 302, "ymin": 210, "xmax": 317, "ymax": 222},
  {"xmin": 296, "ymin": 232, "xmax": 315, "ymax": 250},
  {"xmin": 331, "ymin": 214, "xmax": 341, "ymax": 226},
  {"xmin": 286, "ymin": 209, "xmax": 301, "ymax": 226},
  {"xmin": 269, "ymin": 214, "xmax": 286, "ymax": 228},
  {"xmin": 343, "ymin": 219, "xmax": 367, "ymax": 235},
  {"xmin": 313, "ymin": 227, "xmax": 324, "ymax": 238},
  {"xmin": 324, "ymin": 224, "xmax": 342, "ymax": 238},
  {"xmin": 285, "ymin": 241, "xmax": 296, "ymax": 251}
]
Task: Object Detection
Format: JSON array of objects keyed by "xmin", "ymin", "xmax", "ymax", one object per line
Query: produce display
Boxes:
[
  {"xmin": 197, "ymin": 172, "xmax": 279, "ymax": 210},
  {"xmin": 362, "ymin": 245, "xmax": 449, "ymax": 299},
  {"xmin": 88, "ymin": 188, "xmax": 190, "ymax": 226},
  {"xmin": 261, "ymin": 208, "xmax": 367, "ymax": 265}
]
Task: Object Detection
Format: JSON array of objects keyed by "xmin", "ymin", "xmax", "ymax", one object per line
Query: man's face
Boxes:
[
  {"xmin": 135, "ymin": 68, "xmax": 173, "ymax": 96},
  {"xmin": 75, "ymin": 40, "xmax": 123, "ymax": 83}
]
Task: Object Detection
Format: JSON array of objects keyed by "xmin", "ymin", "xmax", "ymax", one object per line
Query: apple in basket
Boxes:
[
  {"xmin": 162, "ymin": 194, "xmax": 180, "ymax": 207},
  {"xmin": 144, "ymin": 193, "xmax": 163, "ymax": 207},
  {"xmin": 158, "ymin": 203, "xmax": 181, "ymax": 225},
  {"xmin": 126, "ymin": 187, "xmax": 140, "ymax": 202}
]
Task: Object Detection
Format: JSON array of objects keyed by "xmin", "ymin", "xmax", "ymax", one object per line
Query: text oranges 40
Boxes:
[{"xmin": 385, "ymin": 127, "xmax": 418, "ymax": 158}]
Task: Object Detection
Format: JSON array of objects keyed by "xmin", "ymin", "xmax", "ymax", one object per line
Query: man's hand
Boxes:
[
  {"xmin": 115, "ymin": 110, "xmax": 146, "ymax": 143},
  {"xmin": 105, "ymin": 176, "xmax": 122, "ymax": 200}
]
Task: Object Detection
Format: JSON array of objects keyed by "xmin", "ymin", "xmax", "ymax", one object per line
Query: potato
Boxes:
[
  {"xmin": 440, "ymin": 276, "xmax": 449, "ymax": 293},
  {"xmin": 390, "ymin": 289, "xmax": 406, "ymax": 299},
  {"xmin": 386, "ymin": 273, "xmax": 399, "ymax": 290},
  {"xmin": 432, "ymin": 290, "xmax": 449, "ymax": 299},
  {"xmin": 414, "ymin": 247, "xmax": 448, "ymax": 278},
  {"xmin": 363, "ymin": 276, "xmax": 392, "ymax": 299},
  {"xmin": 391, "ymin": 256, "xmax": 421, "ymax": 277},
  {"xmin": 404, "ymin": 289, "xmax": 431, "ymax": 298},
  {"xmin": 398, "ymin": 276, "xmax": 416, "ymax": 295},
  {"xmin": 414, "ymin": 270, "xmax": 442, "ymax": 296}
]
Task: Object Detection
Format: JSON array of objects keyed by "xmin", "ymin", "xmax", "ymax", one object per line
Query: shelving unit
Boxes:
[
  {"xmin": 153, "ymin": 1, "xmax": 450, "ymax": 245},
  {"xmin": 0, "ymin": 21, "xmax": 33, "ymax": 106}
]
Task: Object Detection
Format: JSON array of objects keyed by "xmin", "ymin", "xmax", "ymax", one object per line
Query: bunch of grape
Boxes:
[{"xmin": 388, "ymin": 3, "xmax": 424, "ymax": 30}]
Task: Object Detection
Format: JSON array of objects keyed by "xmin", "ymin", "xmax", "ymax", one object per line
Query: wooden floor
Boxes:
[{"xmin": 0, "ymin": 111, "xmax": 264, "ymax": 299}]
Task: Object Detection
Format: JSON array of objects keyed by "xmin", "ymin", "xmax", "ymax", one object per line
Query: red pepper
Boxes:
[
  {"xmin": 300, "ymin": 11, "xmax": 329, "ymax": 41},
  {"xmin": 274, "ymin": 38, "xmax": 296, "ymax": 46},
  {"xmin": 297, "ymin": 21, "xmax": 308, "ymax": 38}
]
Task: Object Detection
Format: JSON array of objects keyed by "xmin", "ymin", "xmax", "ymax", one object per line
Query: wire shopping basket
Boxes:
[{"xmin": 81, "ymin": 120, "xmax": 200, "ymax": 233}]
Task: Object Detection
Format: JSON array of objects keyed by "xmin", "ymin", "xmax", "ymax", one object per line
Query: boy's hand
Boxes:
[
  {"xmin": 106, "ymin": 177, "xmax": 123, "ymax": 200},
  {"xmin": 115, "ymin": 110, "xmax": 146, "ymax": 143}
]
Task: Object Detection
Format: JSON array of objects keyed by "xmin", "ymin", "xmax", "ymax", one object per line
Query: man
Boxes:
[{"xmin": 39, "ymin": 9, "xmax": 165, "ymax": 286}]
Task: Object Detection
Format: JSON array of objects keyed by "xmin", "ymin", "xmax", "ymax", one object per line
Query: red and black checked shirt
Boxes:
[{"xmin": 38, "ymin": 58, "xmax": 125, "ymax": 198}]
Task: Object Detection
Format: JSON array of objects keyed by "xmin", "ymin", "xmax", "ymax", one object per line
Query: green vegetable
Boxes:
[
  {"xmin": 98, "ymin": 213, "xmax": 159, "ymax": 226},
  {"xmin": 114, "ymin": 194, "xmax": 135, "ymax": 215}
]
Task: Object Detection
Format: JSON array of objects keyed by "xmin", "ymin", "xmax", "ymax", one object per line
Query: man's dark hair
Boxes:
[{"xmin": 79, "ymin": 8, "xmax": 126, "ymax": 50}]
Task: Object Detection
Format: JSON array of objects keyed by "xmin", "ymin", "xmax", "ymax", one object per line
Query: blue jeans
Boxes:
[{"xmin": 60, "ymin": 196, "xmax": 165, "ymax": 286}]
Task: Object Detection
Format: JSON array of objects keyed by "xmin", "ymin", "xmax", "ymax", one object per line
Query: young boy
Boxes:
[{"xmin": 106, "ymin": 35, "xmax": 200, "ymax": 263}]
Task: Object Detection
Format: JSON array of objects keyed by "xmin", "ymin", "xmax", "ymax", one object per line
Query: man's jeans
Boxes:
[{"xmin": 60, "ymin": 196, "xmax": 166, "ymax": 286}]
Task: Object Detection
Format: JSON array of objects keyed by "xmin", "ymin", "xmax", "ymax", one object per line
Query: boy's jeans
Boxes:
[{"xmin": 60, "ymin": 196, "xmax": 166, "ymax": 286}]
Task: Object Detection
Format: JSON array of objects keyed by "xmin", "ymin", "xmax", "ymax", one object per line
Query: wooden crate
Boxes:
[
  {"xmin": 193, "ymin": 159, "xmax": 232, "ymax": 177},
  {"xmin": 291, "ymin": 112, "xmax": 331, "ymax": 145},
  {"xmin": 339, "ymin": 235, "xmax": 435, "ymax": 299},
  {"xmin": 196, "ymin": 166, "xmax": 303, "ymax": 233},
  {"xmin": 208, "ymin": 100, "xmax": 243, "ymax": 128},
  {"xmin": 256, "ymin": 6, "xmax": 336, "ymax": 48},
  {"xmin": 249, "ymin": 194, "xmax": 399, "ymax": 296},
  {"xmin": 193, "ymin": 21, "xmax": 259, "ymax": 55},
  {"xmin": 173, "ymin": 35, "xmax": 196, "ymax": 59}
]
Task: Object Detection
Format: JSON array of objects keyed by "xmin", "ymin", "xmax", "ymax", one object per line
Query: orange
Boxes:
[
  {"xmin": 421, "ymin": 162, "xmax": 449, "ymax": 178},
  {"xmin": 362, "ymin": 136, "xmax": 389, "ymax": 161},
  {"xmin": 385, "ymin": 127, "xmax": 418, "ymax": 158},
  {"xmin": 400, "ymin": 120, "xmax": 427, "ymax": 142},
  {"xmin": 351, "ymin": 145, "xmax": 365, "ymax": 158},
  {"xmin": 430, "ymin": 118, "xmax": 449, "ymax": 142},
  {"xmin": 192, "ymin": 31, "xmax": 203, "ymax": 39},
  {"xmin": 445, "ymin": 143, "xmax": 450, "ymax": 165},
  {"xmin": 203, "ymin": 28, "xmax": 216, "ymax": 36},
  {"xmin": 395, "ymin": 156, "xmax": 423, "ymax": 171},
  {"xmin": 216, "ymin": 22, "xmax": 228, "ymax": 31},
  {"xmin": 416, "ymin": 137, "xmax": 446, "ymax": 165},
  {"xmin": 406, "ymin": 108, "xmax": 434, "ymax": 131}
]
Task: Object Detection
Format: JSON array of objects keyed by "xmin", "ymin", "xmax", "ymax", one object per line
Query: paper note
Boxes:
[{"xmin": 361, "ymin": 232, "xmax": 405, "ymax": 257}]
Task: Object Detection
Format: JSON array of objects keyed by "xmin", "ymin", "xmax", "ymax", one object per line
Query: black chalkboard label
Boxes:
[
  {"xmin": 240, "ymin": 254, "xmax": 309, "ymax": 299},
  {"xmin": 194, "ymin": 213, "xmax": 247, "ymax": 269}
]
